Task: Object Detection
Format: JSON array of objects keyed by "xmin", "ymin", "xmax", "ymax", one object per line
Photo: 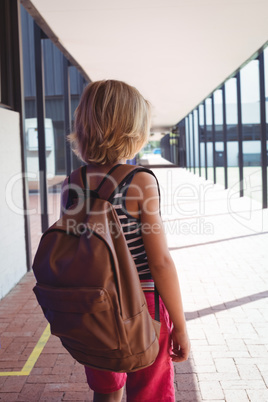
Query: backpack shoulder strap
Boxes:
[
  {"xmin": 64, "ymin": 164, "xmax": 138, "ymax": 209},
  {"xmin": 64, "ymin": 164, "xmax": 160, "ymax": 211},
  {"xmin": 69, "ymin": 165, "xmax": 85, "ymax": 189},
  {"xmin": 97, "ymin": 164, "xmax": 160, "ymax": 203},
  {"xmin": 63, "ymin": 166, "xmax": 87, "ymax": 211}
]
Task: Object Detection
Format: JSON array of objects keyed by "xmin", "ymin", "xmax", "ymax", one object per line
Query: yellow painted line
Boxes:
[{"xmin": 0, "ymin": 324, "xmax": 51, "ymax": 376}]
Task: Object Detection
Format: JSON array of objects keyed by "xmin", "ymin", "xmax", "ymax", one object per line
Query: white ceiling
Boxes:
[{"xmin": 29, "ymin": 0, "xmax": 268, "ymax": 131}]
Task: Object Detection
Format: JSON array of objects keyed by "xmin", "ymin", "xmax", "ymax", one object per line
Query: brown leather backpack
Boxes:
[{"xmin": 32, "ymin": 164, "xmax": 161, "ymax": 372}]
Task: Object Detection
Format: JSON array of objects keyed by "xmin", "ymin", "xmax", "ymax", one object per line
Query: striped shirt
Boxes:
[{"xmin": 108, "ymin": 173, "xmax": 153, "ymax": 282}]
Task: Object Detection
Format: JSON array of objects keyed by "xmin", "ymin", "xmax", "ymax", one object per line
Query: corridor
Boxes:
[{"xmin": 0, "ymin": 167, "xmax": 267, "ymax": 401}]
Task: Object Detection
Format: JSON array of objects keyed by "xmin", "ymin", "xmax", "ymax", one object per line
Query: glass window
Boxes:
[
  {"xmin": 70, "ymin": 66, "xmax": 84, "ymax": 170},
  {"xmin": 21, "ymin": 6, "xmax": 41, "ymax": 259},
  {"xmin": 205, "ymin": 98, "xmax": 213, "ymax": 182},
  {"xmin": 264, "ymin": 46, "xmax": 268, "ymax": 204},
  {"xmin": 193, "ymin": 109, "xmax": 199, "ymax": 171},
  {"xmin": 43, "ymin": 40, "xmax": 66, "ymax": 226},
  {"xmin": 240, "ymin": 58, "xmax": 261, "ymax": 203},
  {"xmin": 185, "ymin": 116, "xmax": 190, "ymax": 170},
  {"xmin": 189, "ymin": 113, "xmax": 194, "ymax": 170},
  {"xmin": 213, "ymin": 89, "xmax": 224, "ymax": 187},
  {"xmin": 199, "ymin": 104, "xmax": 205, "ymax": 178},
  {"xmin": 178, "ymin": 120, "xmax": 187, "ymax": 168},
  {"xmin": 225, "ymin": 77, "xmax": 239, "ymax": 189}
]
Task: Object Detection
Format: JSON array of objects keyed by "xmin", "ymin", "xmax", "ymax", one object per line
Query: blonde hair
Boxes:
[{"xmin": 67, "ymin": 80, "xmax": 151, "ymax": 164}]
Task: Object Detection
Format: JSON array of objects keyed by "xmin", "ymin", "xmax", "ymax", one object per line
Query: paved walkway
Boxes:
[{"xmin": 0, "ymin": 167, "xmax": 268, "ymax": 401}]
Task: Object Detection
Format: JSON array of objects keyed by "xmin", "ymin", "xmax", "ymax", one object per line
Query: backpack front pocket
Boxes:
[{"xmin": 33, "ymin": 284, "xmax": 120, "ymax": 352}]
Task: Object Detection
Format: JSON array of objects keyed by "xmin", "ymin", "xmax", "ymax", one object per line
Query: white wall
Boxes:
[{"xmin": 0, "ymin": 108, "xmax": 27, "ymax": 300}]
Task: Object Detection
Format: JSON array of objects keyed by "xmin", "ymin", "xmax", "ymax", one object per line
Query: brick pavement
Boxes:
[{"xmin": 0, "ymin": 167, "xmax": 267, "ymax": 401}]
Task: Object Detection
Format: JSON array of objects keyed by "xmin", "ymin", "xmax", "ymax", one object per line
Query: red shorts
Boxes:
[{"xmin": 84, "ymin": 292, "xmax": 175, "ymax": 402}]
